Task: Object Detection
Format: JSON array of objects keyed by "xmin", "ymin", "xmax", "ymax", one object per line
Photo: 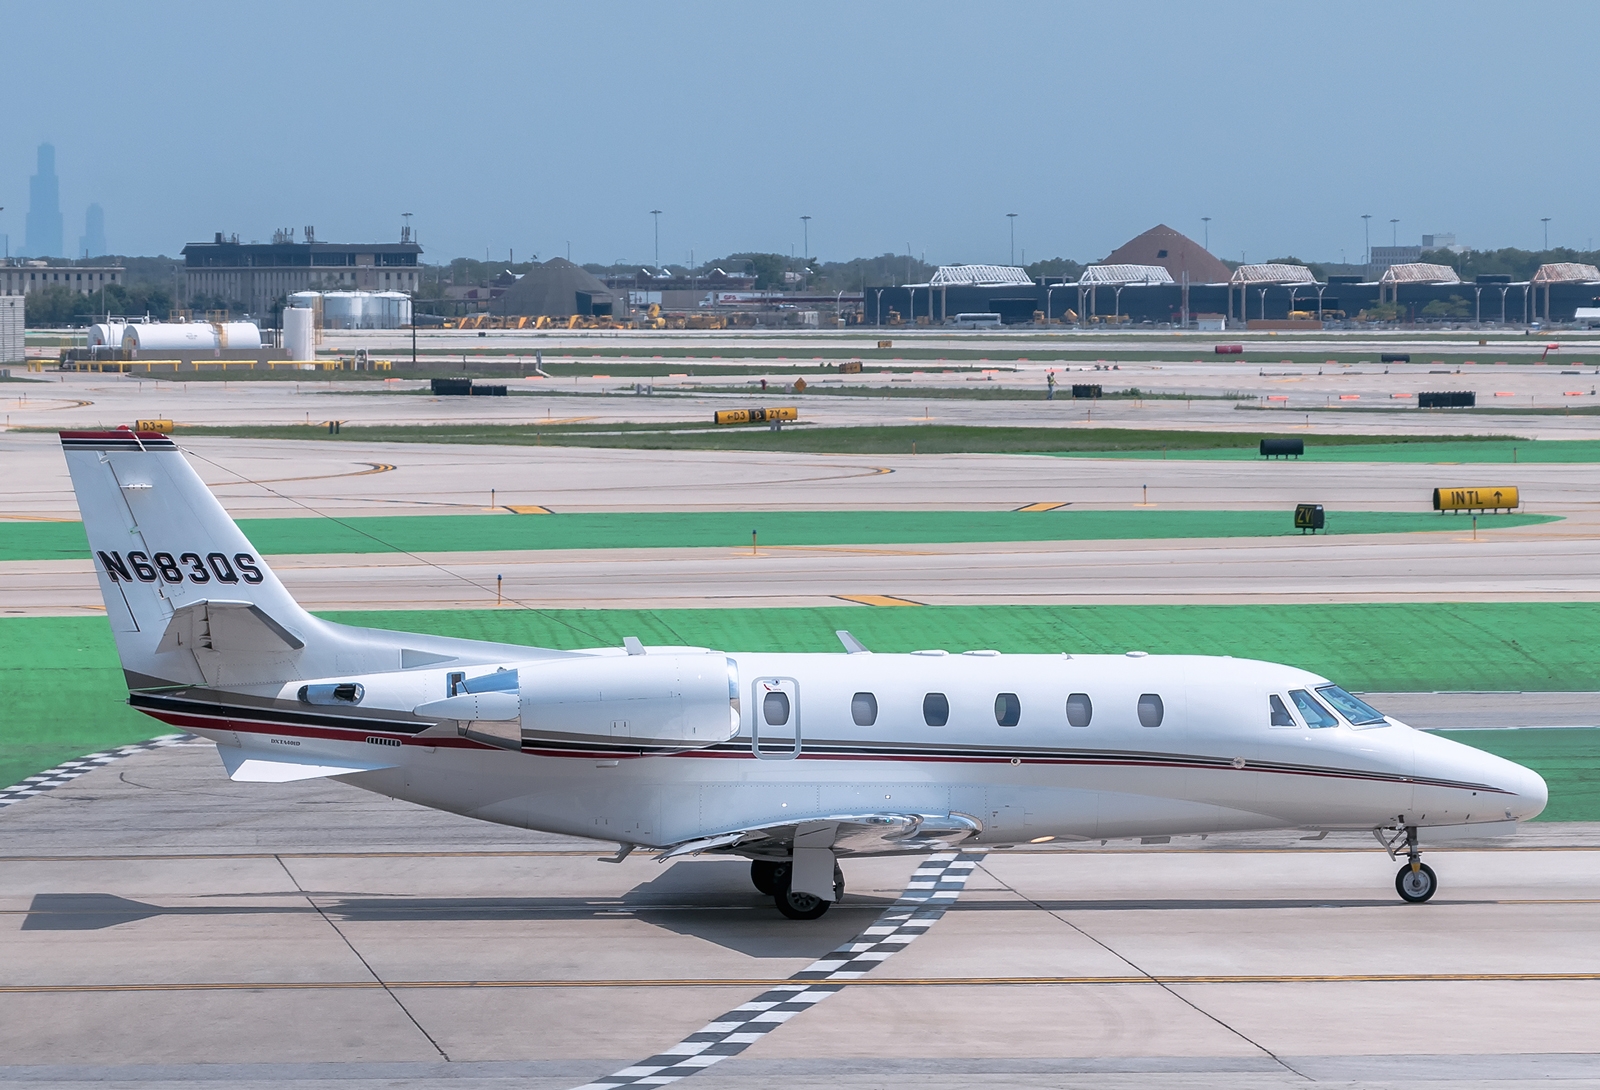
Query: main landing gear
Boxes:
[
  {"xmin": 1379, "ymin": 825, "xmax": 1438, "ymax": 903},
  {"xmin": 751, "ymin": 859, "xmax": 846, "ymax": 920}
]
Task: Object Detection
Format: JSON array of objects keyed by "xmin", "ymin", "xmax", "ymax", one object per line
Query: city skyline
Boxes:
[{"xmin": 4, "ymin": 1, "xmax": 1598, "ymax": 267}]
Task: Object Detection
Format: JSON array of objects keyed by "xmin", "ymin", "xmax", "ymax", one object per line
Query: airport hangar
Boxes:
[{"xmin": 867, "ymin": 224, "xmax": 1600, "ymax": 325}]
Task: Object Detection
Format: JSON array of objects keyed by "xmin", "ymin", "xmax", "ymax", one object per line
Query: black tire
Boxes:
[
  {"xmin": 1396, "ymin": 862, "xmax": 1438, "ymax": 903},
  {"xmin": 775, "ymin": 887, "xmax": 831, "ymax": 920},
  {"xmin": 751, "ymin": 860, "xmax": 787, "ymax": 896}
]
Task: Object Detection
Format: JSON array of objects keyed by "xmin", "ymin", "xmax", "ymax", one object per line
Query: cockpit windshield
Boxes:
[
  {"xmin": 1316, "ymin": 685, "xmax": 1388, "ymax": 727},
  {"xmin": 1288, "ymin": 689, "xmax": 1338, "ymax": 728}
]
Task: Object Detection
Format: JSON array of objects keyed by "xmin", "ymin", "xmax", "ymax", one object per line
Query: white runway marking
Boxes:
[
  {"xmin": 570, "ymin": 851, "xmax": 985, "ymax": 1089},
  {"xmin": 0, "ymin": 734, "xmax": 187, "ymax": 807}
]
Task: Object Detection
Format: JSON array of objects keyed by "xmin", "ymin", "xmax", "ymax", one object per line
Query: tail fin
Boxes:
[{"xmin": 61, "ymin": 430, "xmax": 323, "ymax": 689}]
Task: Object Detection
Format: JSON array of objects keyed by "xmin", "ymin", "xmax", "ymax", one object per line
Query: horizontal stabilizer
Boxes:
[
  {"xmin": 218, "ymin": 745, "xmax": 398, "ymax": 783},
  {"xmin": 156, "ymin": 599, "xmax": 304, "ymax": 655}
]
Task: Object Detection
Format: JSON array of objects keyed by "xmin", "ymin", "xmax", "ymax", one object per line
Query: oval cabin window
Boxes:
[
  {"xmin": 923, "ymin": 692, "xmax": 949, "ymax": 727},
  {"xmin": 1066, "ymin": 692, "xmax": 1092, "ymax": 727},
  {"xmin": 1137, "ymin": 693, "xmax": 1164, "ymax": 728},
  {"xmin": 763, "ymin": 691, "xmax": 791, "ymax": 726},
  {"xmin": 994, "ymin": 693, "xmax": 1021, "ymax": 727},
  {"xmin": 851, "ymin": 692, "xmax": 878, "ymax": 727}
]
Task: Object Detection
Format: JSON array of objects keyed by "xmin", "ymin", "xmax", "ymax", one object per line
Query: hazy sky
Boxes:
[{"xmin": 5, "ymin": 1, "xmax": 1598, "ymax": 266}]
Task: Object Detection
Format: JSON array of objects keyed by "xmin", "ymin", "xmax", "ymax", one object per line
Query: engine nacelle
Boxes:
[
  {"xmin": 415, "ymin": 651, "xmax": 740, "ymax": 754},
  {"xmin": 519, "ymin": 651, "xmax": 739, "ymax": 753}
]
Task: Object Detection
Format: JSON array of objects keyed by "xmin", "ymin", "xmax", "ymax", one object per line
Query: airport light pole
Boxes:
[
  {"xmin": 1201, "ymin": 216, "xmax": 1210, "ymax": 251},
  {"xmin": 800, "ymin": 215, "xmax": 810, "ymax": 260},
  {"xmin": 1541, "ymin": 217, "xmax": 1551, "ymax": 251},
  {"xmin": 1361, "ymin": 214, "xmax": 1371, "ymax": 265},
  {"xmin": 1007, "ymin": 213, "xmax": 1017, "ymax": 266},
  {"xmin": 1390, "ymin": 218, "xmax": 1398, "ymax": 247},
  {"xmin": 650, "ymin": 210, "xmax": 662, "ymax": 269}
]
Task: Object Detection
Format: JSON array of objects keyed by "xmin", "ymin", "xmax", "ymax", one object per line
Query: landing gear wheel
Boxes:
[
  {"xmin": 771, "ymin": 862, "xmax": 846, "ymax": 920},
  {"xmin": 775, "ymin": 887, "xmax": 831, "ymax": 920},
  {"xmin": 750, "ymin": 860, "xmax": 788, "ymax": 896},
  {"xmin": 1396, "ymin": 862, "xmax": 1438, "ymax": 903}
]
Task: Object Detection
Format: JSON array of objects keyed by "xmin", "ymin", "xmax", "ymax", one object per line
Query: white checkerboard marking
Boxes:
[
  {"xmin": 569, "ymin": 850, "xmax": 985, "ymax": 1089},
  {"xmin": 0, "ymin": 735, "xmax": 188, "ymax": 809}
]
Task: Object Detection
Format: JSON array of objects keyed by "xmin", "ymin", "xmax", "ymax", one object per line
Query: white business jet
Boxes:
[{"xmin": 62, "ymin": 429, "xmax": 1547, "ymax": 919}]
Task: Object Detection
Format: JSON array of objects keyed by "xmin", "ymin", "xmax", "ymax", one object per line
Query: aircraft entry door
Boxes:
[{"xmin": 752, "ymin": 677, "xmax": 800, "ymax": 759}]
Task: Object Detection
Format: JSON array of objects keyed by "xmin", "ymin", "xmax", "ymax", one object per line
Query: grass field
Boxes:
[
  {"xmin": 4, "ymin": 604, "xmax": 1597, "ymax": 817},
  {"xmin": 1057, "ymin": 439, "xmax": 1600, "ymax": 463},
  {"xmin": 138, "ymin": 344, "xmax": 1599, "ymax": 369},
  {"xmin": 106, "ymin": 423, "xmax": 1528, "ymax": 456},
  {"xmin": 0, "ymin": 508, "xmax": 1556, "ymax": 562}
]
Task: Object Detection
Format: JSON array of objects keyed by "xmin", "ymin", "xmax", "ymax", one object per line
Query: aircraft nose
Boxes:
[{"xmin": 1505, "ymin": 761, "xmax": 1549, "ymax": 822}]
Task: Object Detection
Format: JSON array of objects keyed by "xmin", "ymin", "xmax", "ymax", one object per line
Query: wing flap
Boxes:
[
  {"xmin": 217, "ymin": 745, "xmax": 398, "ymax": 783},
  {"xmin": 656, "ymin": 811, "xmax": 981, "ymax": 862}
]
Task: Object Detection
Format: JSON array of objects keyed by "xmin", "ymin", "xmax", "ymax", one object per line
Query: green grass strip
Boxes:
[
  {"xmin": 1058, "ymin": 439, "xmax": 1600, "ymax": 463},
  {"xmin": 0, "ymin": 509, "xmax": 1556, "ymax": 562},
  {"xmin": 5, "ymin": 604, "xmax": 1597, "ymax": 816},
  {"xmin": 145, "ymin": 423, "xmax": 1524, "ymax": 456}
]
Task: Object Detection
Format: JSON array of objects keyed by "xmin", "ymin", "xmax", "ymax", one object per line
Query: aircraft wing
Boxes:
[
  {"xmin": 217, "ymin": 744, "xmax": 400, "ymax": 783},
  {"xmin": 656, "ymin": 811, "xmax": 981, "ymax": 861}
]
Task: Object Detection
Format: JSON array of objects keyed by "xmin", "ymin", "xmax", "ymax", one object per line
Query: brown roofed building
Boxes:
[{"xmin": 1102, "ymin": 225, "xmax": 1232, "ymax": 285}]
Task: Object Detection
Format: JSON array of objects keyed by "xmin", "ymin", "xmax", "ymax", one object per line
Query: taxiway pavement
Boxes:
[{"xmin": 2, "ymin": 742, "xmax": 1598, "ymax": 1089}]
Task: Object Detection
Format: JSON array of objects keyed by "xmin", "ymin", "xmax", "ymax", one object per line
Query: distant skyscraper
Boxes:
[
  {"xmin": 25, "ymin": 143, "xmax": 64, "ymax": 258},
  {"xmin": 80, "ymin": 203, "xmax": 106, "ymax": 257}
]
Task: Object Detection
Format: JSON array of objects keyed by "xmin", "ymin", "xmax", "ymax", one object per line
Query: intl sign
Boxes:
[{"xmin": 1433, "ymin": 486, "xmax": 1520, "ymax": 512}]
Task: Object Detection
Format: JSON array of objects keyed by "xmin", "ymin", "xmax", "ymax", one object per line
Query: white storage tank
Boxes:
[
  {"xmin": 87, "ymin": 322, "xmax": 127, "ymax": 349},
  {"xmin": 283, "ymin": 307, "xmax": 316, "ymax": 361},
  {"xmin": 121, "ymin": 322, "xmax": 262, "ymax": 355},
  {"xmin": 215, "ymin": 322, "xmax": 262, "ymax": 350},
  {"xmin": 316, "ymin": 290, "xmax": 412, "ymax": 330}
]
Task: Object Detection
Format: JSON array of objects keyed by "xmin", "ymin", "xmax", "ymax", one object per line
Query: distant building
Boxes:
[
  {"xmin": 0, "ymin": 263, "xmax": 124, "ymax": 297},
  {"xmin": 24, "ymin": 144, "xmax": 64, "ymax": 258},
  {"xmin": 1101, "ymin": 224, "xmax": 1231, "ymax": 284},
  {"xmin": 1369, "ymin": 245, "xmax": 1422, "ymax": 267},
  {"xmin": 0, "ymin": 296, "xmax": 23, "ymax": 363},
  {"xmin": 495, "ymin": 258, "xmax": 615, "ymax": 317},
  {"xmin": 79, "ymin": 203, "xmax": 106, "ymax": 258},
  {"xmin": 1421, "ymin": 233, "xmax": 1455, "ymax": 250},
  {"xmin": 182, "ymin": 231, "xmax": 421, "ymax": 315}
]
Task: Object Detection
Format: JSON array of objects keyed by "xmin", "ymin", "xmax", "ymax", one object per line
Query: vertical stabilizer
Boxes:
[{"xmin": 60, "ymin": 430, "xmax": 326, "ymax": 688}]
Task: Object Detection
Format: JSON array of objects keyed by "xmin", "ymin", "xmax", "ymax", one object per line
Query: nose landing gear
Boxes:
[
  {"xmin": 1397, "ymin": 861, "xmax": 1438, "ymax": 903},
  {"xmin": 1378, "ymin": 825, "xmax": 1438, "ymax": 903}
]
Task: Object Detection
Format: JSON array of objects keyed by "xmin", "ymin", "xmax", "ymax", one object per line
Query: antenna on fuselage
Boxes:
[{"xmin": 835, "ymin": 630, "xmax": 871, "ymax": 654}]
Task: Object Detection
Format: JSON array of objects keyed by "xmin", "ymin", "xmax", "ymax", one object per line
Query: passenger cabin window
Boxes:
[
  {"xmin": 1137, "ymin": 693, "xmax": 1164, "ymax": 727},
  {"xmin": 763, "ymin": 691, "xmax": 791, "ymax": 726},
  {"xmin": 1269, "ymin": 694, "xmax": 1296, "ymax": 727},
  {"xmin": 851, "ymin": 692, "xmax": 878, "ymax": 727},
  {"xmin": 994, "ymin": 693, "xmax": 1021, "ymax": 727},
  {"xmin": 1066, "ymin": 693, "xmax": 1092, "ymax": 727},
  {"xmin": 1316, "ymin": 685, "xmax": 1387, "ymax": 727},
  {"xmin": 923, "ymin": 692, "xmax": 949, "ymax": 727},
  {"xmin": 1289, "ymin": 689, "xmax": 1337, "ymax": 728}
]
